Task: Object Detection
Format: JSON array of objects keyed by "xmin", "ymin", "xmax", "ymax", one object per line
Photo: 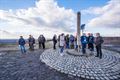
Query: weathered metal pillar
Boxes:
[{"xmin": 77, "ymin": 12, "xmax": 81, "ymax": 52}]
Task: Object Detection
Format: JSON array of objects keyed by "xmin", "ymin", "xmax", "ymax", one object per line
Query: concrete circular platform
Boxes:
[{"xmin": 40, "ymin": 49, "xmax": 120, "ymax": 80}]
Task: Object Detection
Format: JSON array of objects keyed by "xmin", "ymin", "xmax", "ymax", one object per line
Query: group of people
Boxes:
[
  {"xmin": 18, "ymin": 35, "xmax": 46, "ymax": 53},
  {"xmin": 18, "ymin": 32, "xmax": 104, "ymax": 59},
  {"xmin": 81, "ymin": 33, "xmax": 104, "ymax": 59},
  {"xmin": 53, "ymin": 33, "xmax": 104, "ymax": 59}
]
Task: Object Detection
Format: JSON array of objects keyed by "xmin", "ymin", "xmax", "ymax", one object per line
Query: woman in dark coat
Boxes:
[{"xmin": 52, "ymin": 34, "xmax": 57, "ymax": 49}]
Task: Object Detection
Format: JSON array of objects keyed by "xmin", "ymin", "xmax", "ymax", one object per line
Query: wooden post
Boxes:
[{"xmin": 77, "ymin": 12, "xmax": 81, "ymax": 52}]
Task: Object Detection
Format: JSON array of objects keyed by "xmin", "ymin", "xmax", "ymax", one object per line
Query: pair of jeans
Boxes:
[
  {"xmin": 19, "ymin": 45, "xmax": 26, "ymax": 53},
  {"xmin": 82, "ymin": 43, "xmax": 87, "ymax": 54},
  {"xmin": 60, "ymin": 46, "xmax": 64, "ymax": 53}
]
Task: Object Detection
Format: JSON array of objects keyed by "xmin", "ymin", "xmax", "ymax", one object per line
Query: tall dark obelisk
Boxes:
[{"xmin": 77, "ymin": 12, "xmax": 81, "ymax": 52}]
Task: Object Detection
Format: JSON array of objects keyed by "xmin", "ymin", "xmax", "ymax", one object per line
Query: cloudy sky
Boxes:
[{"xmin": 0, "ymin": 0, "xmax": 120, "ymax": 39}]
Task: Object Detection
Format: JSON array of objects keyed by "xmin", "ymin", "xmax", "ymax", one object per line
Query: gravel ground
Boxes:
[{"xmin": 0, "ymin": 49, "xmax": 85, "ymax": 80}]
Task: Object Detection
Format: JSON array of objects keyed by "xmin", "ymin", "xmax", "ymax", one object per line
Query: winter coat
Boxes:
[
  {"xmin": 28, "ymin": 37, "xmax": 35, "ymax": 44},
  {"xmin": 38, "ymin": 36, "xmax": 46, "ymax": 43},
  {"xmin": 53, "ymin": 36, "xmax": 57, "ymax": 43},
  {"xmin": 18, "ymin": 38, "xmax": 26, "ymax": 46},
  {"xmin": 60, "ymin": 35, "xmax": 65, "ymax": 46},
  {"xmin": 95, "ymin": 36, "xmax": 104, "ymax": 46},
  {"xmin": 69, "ymin": 35, "xmax": 74, "ymax": 43},
  {"xmin": 81, "ymin": 36, "xmax": 87, "ymax": 44},
  {"xmin": 88, "ymin": 36, "xmax": 94, "ymax": 43},
  {"xmin": 65, "ymin": 36, "xmax": 69, "ymax": 43}
]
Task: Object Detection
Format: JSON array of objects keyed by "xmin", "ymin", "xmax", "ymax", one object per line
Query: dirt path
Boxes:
[{"xmin": 0, "ymin": 49, "xmax": 84, "ymax": 80}]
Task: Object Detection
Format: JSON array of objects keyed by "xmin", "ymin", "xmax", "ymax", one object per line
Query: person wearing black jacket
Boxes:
[
  {"xmin": 52, "ymin": 34, "xmax": 57, "ymax": 49},
  {"xmin": 88, "ymin": 33, "xmax": 94, "ymax": 51},
  {"xmin": 38, "ymin": 35, "xmax": 46, "ymax": 49},
  {"xmin": 95, "ymin": 33, "xmax": 104, "ymax": 59},
  {"xmin": 28, "ymin": 35, "xmax": 35, "ymax": 51}
]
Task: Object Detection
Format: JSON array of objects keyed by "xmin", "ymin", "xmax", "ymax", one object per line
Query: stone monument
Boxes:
[
  {"xmin": 77, "ymin": 12, "xmax": 81, "ymax": 52},
  {"xmin": 40, "ymin": 11, "xmax": 120, "ymax": 80}
]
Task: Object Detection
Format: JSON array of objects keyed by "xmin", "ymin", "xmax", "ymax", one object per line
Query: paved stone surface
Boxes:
[
  {"xmin": 0, "ymin": 50, "xmax": 85, "ymax": 80},
  {"xmin": 40, "ymin": 49, "xmax": 120, "ymax": 80}
]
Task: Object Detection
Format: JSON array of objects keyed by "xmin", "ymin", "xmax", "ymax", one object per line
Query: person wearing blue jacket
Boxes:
[
  {"xmin": 18, "ymin": 36, "xmax": 26, "ymax": 54},
  {"xmin": 81, "ymin": 33, "xmax": 87, "ymax": 54}
]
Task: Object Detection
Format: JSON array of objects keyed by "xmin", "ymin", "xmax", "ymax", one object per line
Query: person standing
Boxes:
[
  {"xmin": 87, "ymin": 33, "xmax": 91, "ymax": 49},
  {"xmin": 81, "ymin": 33, "xmax": 87, "ymax": 54},
  {"xmin": 59, "ymin": 33, "xmax": 65, "ymax": 56},
  {"xmin": 38, "ymin": 35, "xmax": 46, "ymax": 49},
  {"xmin": 69, "ymin": 35, "xmax": 74, "ymax": 49},
  {"xmin": 52, "ymin": 34, "xmax": 57, "ymax": 49},
  {"xmin": 18, "ymin": 36, "xmax": 26, "ymax": 54},
  {"xmin": 88, "ymin": 33, "xmax": 94, "ymax": 52},
  {"xmin": 65, "ymin": 34, "xmax": 69, "ymax": 49},
  {"xmin": 58, "ymin": 35, "xmax": 61, "ymax": 48},
  {"xmin": 28, "ymin": 35, "xmax": 35, "ymax": 51},
  {"xmin": 95, "ymin": 33, "xmax": 104, "ymax": 59},
  {"xmin": 38, "ymin": 35, "xmax": 42, "ymax": 49},
  {"xmin": 74, "ymin": 36, "xmax": 78, "ymax": 50}
]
